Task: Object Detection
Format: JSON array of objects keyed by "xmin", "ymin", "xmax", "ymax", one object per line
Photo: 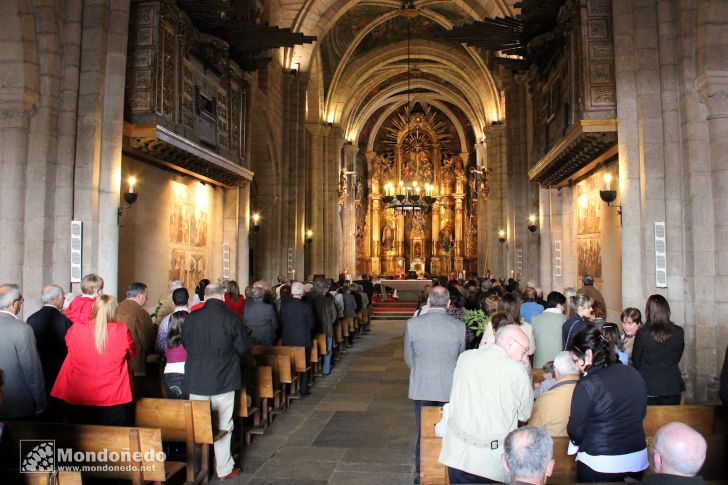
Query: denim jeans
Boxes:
[
  {"xmin": 322, "ymin": 335, "xmax": 333, "ymax": 375},
  {"xmin": 164, "ymin": 373, "xmax": 188, "ymax": 399}
]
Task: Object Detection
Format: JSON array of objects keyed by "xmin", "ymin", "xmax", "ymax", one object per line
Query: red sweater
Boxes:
[
  {"xmin": 65, "ymin": 295, "xmax": 96, "ymax": 326},
  {"xmin": 51, "ymin": 321, "xmax": 135, "ymax": 406},
  {"xmin": 224, "ymin": 294, "xmax": 245, "ymax": 319}
]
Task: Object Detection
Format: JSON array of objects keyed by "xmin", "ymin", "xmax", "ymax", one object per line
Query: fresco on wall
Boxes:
[
  {"xmin": 168, "ymin": 202, "xmax": 208, "ymax": 290},
  {"xmin": 576, "ymin": 174, "xmax": 602, "ymax": 278}
]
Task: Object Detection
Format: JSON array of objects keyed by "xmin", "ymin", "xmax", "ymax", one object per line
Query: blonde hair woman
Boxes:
[{"xmin": 52, "ymin": 295, "xmax": 135, "ymax": 425}]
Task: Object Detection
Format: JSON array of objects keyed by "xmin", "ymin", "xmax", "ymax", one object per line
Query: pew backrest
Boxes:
[{"xmin": 135, "ymin": 397, "xmax": 215, "ymax": 444}]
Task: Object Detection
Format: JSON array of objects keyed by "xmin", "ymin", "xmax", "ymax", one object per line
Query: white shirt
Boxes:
[{"xmin": 0, "ymin": 310, "xmax": 18, "ymax": 319}]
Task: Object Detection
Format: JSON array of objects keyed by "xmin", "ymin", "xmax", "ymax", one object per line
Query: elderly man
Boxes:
[
  {"xmin": 116, "ymin": 282, "xmax": 155, "ymax": 378},
  {"xmin": 0, "ymin": 284, "xmax": 46, "ymax": 419},
  {"xmin": 310, "ymin": 279, "xmax": 337, "ymax": 375},
  {"xmin": 183, "ymin": 283, "xmax": 250, "ymax": 480},
  {"xmin": 27, "ymin": 284, "xmax": 72, "ymax": 419},
  {"xmin": 528, "ymin": 351, "xmax": 579, "ymax": 436},
  {"xmin": 439, "ymin": 325, "xmax": 533, "ymax": 483},
  {"xmin": 502, "ymin": 426, "xmax": 555, "ymax": 485},
  {"xmin": 642, "ymin": 422, "xmax": 707, "ymax": 484},
  {"xmin": 577, "ymin": 275, "xmax": 605, "ymax": 310},
  {"xmin": 405, "ymin": 286, "xmax": 465, "ymax": 482},
  {"xmin": 280, "ymin": 282, "xmax": 316, "ymax": 395},
  {"xmin": 244, "ymin": 286, "xmax": 279, "ymax": 345}
]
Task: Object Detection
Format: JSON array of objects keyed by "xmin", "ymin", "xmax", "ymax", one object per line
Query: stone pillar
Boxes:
[
  {"xmin": 539, "ymin": 187, "xmax": 553, "ymax": 293},
  {"xmin": 367, "ymin": 151, "xmax": 381, "ymax": 275},
  {"xmin": 475, "ymin": 142, "xmax": 488, "ymax": 276},
  {"xmin": 342, "ymin": 144, "xmax": 358, "ymax": 277},
  {"xmin": 430, "ymin": 201, "xmax": 440, "ymax": 273},
  {"xmin": 327, "ymin": 130, "xmax": 345, "ymax": 278},
  {"xmin": 236, "ymin": 183, "xmax": 251, "ymax": 288},
  {"xmin": 307, "ymin": 122, "xmax": 325, "ymax": 276},
  {"xmin": 73, "ymin": 0, "xmax": 131, "ymax": 299}
]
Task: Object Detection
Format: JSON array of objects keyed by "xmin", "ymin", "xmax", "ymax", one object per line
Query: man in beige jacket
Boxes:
[
  {"xmin": 528, "ymin": 351, "xmax": 579, "ymax": 437},
  {"xmin": 439, "ymin": 325, "xmax": 533, "ymax": 483}
]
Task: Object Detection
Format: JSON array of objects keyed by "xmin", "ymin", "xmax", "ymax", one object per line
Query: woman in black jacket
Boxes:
[
  {"xmin": 568, "ymin": 326, "xmax": 648, "ymax": 482},
  {"xmin": 632, "ymin": 294, "xmax": 684, "ymax": 405}
]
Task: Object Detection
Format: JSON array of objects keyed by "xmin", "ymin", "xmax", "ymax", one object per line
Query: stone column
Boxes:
[
  {"xmin": 430, "ymin": 201, "xmax": 441, "ymax": 274},
  {"xmin": 539, "ymin": 187, "xmax": 553, "ymax": 293},
  {"xmin": 367, "ymin": 151, "xmax": 381, "ymax": 275},
  {"xmin": 475, "ymin": 142, "xmax": 488, "ymax": 276},
  {"xmin": 327, "ymin": 130, "xmax": 345, "ymax": 278},
  {"xmin": 342, "ymin": 143, "xmax": 358, "ymax": 277},
  {"xmin": 236, "ymin": 183, "xmax": 251, "ymax": 288}
]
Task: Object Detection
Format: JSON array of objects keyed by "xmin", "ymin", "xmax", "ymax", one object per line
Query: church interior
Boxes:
[{"xmin": 2, "ymin": 0, "xmax": 728, "ymax": 482}]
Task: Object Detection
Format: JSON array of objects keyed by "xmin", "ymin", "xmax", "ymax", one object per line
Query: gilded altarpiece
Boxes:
[{"xmin": 360, "ymin": 105, "xmax": 478, "ymax": 276}]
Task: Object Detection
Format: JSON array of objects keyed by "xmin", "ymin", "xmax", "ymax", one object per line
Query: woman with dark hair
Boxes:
[
  {"xmin": 497, "ymin": 293, "xmax": 535, "ymax": 356},
  {"xmin": 224, "ymin": 280, "xmax": 245, "ymax": 319},
  {"xmin": 568, "ymin": 326, "xmax": 648, "ymax": 482},
  {"xmin": 164, "ymin": 311, "xmax": 189, "ymax": 399},
  {"xmin": 632, "ymin": 295, "xmax": 685, "ymax": 405},
  {"xmin": 191, "ymin": 279, "xmax": 210, "ymax": 311},
  {"xmin": 562, "ymin": 293, "xmax": 594, "ymax": 350},
  {"xmin": 620, "ymin": 307, "xmax": 642, "ymax": 363}
]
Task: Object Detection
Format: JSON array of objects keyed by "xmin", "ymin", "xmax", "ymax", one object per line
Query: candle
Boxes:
[
  {"xmin": 604, "ymin": 173, "xmax": 612, "ymax": 190},
  {"xmin": 128, "ymin": 176, "xmax": 137, "ymax": 194}
]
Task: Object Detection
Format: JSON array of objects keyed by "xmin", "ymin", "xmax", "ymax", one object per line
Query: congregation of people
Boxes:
[
  {"xmin": 404, "ymin": 274, "xmax": 720, "ymax": 484},
  {"xmin": 0, "ymin": 272, "xmax": 373, "ymax": 480}
]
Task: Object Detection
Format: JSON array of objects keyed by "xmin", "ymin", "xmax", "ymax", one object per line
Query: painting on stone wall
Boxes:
[
  {"xmin": 577, "ymin": 237, "xmax": 602, "ymax": 279},
  {"xmin": 576, "ymin": 176, "xmax": 601, "ymax": 236},
  {"xmin": 169, "ymin": 202, "xmax": 208, "ymax": 247},
  {"xmin": 168, "ymin": 249, "xmax": 206, "ymax": 293}
]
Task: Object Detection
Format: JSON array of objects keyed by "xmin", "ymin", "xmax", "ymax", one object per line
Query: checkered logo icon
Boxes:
[{"xmin": 20, "ymin": 440, "xmax": 55, "ymax": 473}]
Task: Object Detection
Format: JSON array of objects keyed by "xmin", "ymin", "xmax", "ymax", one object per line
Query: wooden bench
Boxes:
[
  {"xmin": 236, "ymin": 384, "xmax": 261, "ymax": 447},
  {"xmin": 2, "ymin": 421, "xmax": 182, "ymax": 485},
  {"xmin": 135, "ymin": 397, "xmax": 230, "ymax": 483},
  {"xmin": 23, "ymin": 472, "xmax": 83, "ymax": 485},
  {"xmin": 420, "ymin": 405, "xmax": 728, "ymax": 484},
  {"xmin": 251, "ymin": 345, "xmax": 306, "ymax": 405}
]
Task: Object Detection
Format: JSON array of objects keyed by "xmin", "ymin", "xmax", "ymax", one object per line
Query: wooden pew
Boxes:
[
  {"xmin": 251, "ymin": 345, "xmax": 306, "ymax": 405},
  {"xmin": 135, "ymin": 397, "xmax": 225, "ymax": 483},
  {"xmin": 315, "ymin": 333, "xmax": 327, "ymax": 376},
  {"xmin": 3, "ymin": 421, "xmax": 181, "ymax": 485},
  {"xmin": 236, "ymin": 385, "xmax": 261, "ymax": 447},
  {"xmin": 420, "ymin": 405, "xmax": 728, "ymax": 485},
  {"xmin": 23, "ymin": 472, "xmax": 83, "ymax": 485},
  {"xmin": 334, "ymin": 321, "xmax": 344, "ymax": 359},
  {"xmin": 310, "ymin": 338, "xmax": 319, "ymax": 383}
]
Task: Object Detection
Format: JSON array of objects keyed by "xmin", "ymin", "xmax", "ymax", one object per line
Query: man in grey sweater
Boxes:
[{"xmin": 404, "ymin": 286, "xmax": 465, "ymax": 483}]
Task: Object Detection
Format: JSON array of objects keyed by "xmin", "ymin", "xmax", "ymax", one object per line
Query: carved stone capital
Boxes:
[
  {"xmin": 696, "ymin": 71, "xmax": 728, "ymax": 120},
  {"xmin": 306, "ymin": 122, "xmax": 322, "ymax": 137}
]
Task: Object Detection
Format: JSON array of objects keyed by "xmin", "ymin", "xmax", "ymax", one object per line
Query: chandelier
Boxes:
[{"xmin": 382, "ymin": 180, "xmax": 436, "ymax": 212}]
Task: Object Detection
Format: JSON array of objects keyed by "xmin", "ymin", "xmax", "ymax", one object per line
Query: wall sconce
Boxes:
[
  {"xmin": 528, "ymin": 214, "xmax": 538, "ymax": 233},
  {"xmin": 117, "ymin": 176, "xmax": 139, "ymax": 225},
  {"xmin": 599, "ymin": 173, "xmax": 622, "ymax": 224},
  {"xmin": 498, "ymin": 229, "xmax": 506, "ymax": 243},
  {"xmin": 306, "ymin": 229, "xmax": 314, "ymax": 243},
  {"xmin": 251, "ymin": 212, "xmax": 261, "ymax": 233}
]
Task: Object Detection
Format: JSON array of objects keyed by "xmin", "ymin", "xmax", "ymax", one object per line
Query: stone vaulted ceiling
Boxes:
[{"xmin": 277, "ymin": 0, "xmax": 517, "ymax": 147}]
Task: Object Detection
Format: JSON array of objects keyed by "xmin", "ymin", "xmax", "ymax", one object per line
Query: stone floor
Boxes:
[{"xmin": 211, "ymin": 319, "xmax": 416, "ymax": 485}]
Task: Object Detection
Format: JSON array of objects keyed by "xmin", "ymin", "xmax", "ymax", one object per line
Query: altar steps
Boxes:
[{"xmin": 371, "ymin": 299, "xmax": 419, "ymax": 321}]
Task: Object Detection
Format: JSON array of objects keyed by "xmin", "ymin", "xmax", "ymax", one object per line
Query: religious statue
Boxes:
[
  {"xmin": 439, "ymin": 220, "xmax": 454, "ymax": 253},
  {"xmin": 381, "ymin": 213, "xmax": 396, "ymax": 252},
  {"xmin": 453, "ymin": 156, "xmax": 466, "ymax": 182},
  {"xmin": 338, "ymin": 169, "xmax": 356, "ymax": 205}
]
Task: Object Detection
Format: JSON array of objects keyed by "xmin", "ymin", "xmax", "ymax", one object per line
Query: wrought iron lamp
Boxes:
[
  {"xmin": 306, "ymin": 229, "xmax": 314, "ymax": 243},
  {"xmin": 599, "ymin": 173, "xmax": 622, "ymax": 224},
  {"xmin": 117, "ymin": 176, "xmax": 139, "ymax": 225},
  {"xmin": 528, "ymin": 214, "xmax": 538, "ymax": 232},
  {"xmin": 498, "ymin": 229, "xmax": 506, "ymax": 243}
]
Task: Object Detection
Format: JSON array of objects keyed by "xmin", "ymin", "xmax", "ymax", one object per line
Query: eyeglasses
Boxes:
[{"xmin": 511, "ymin": 338, "xmax": 530, "ymax": 357}]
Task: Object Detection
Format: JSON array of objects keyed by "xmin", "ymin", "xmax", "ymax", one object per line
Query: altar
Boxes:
[{"xmin": 380, "ymin": 279, "xmax": 431, "ymax": 302}]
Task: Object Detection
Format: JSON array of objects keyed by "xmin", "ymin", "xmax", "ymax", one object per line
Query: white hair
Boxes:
[
  {"xmin": 291, "ymin": 282, "xmax": 304, "ymax": 296},
  {"xmin": 170, "ymin": 280, "xmax": 184, "ymax": 291},
  {"xmin": 41, "ymin": 285, "xmax": 65, "ymax": 305},
  {"xmin": 0, "ymin": 284, "xmax": 21, "ymax": 310},
  {"xmin": 553, "ymin": 351, "xmax": 578, "ymax": 376}
]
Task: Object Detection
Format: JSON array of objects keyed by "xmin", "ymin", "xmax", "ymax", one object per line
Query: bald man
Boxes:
[
  {"xmin": 641, "ymin": 422, "xmax": 707, "ymax": 484},
  {"xmin": 439, "ymin": 325, "xmax": 533, "ymax": 483}
]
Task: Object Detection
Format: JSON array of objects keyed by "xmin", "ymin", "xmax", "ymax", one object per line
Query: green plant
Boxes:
[{"xmin": 463, "ymin": 309, "xmax": 491, "ymax": 337}]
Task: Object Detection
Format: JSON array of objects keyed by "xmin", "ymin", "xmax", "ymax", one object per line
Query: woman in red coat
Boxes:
[
  {"xmin": 224, "ymin": 280, "xmax": 245, "ymax": 319},
  {"xmin": 52, "ymin": 295, "xmax": 135, "ymax": 425}
]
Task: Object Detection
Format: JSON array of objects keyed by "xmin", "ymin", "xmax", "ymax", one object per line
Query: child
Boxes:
[
  {"xmin": 602, "ymin": 323, "xmax": 628, "ymax": 365},
  {"xmin": 65, "ymin": 273, "xmax": 104, "ymax": 326},
  {"xmin": 534, "ymin": 361, "xmax": 556, "ymax": 398}
]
